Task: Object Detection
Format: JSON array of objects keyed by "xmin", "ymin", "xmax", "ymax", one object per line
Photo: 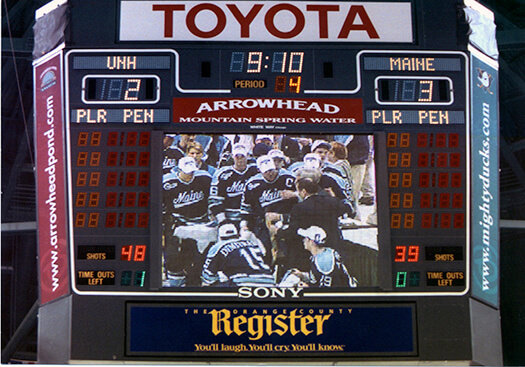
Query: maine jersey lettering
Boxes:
[
  {"xmin": 310, "ymin": 248, "xmax": 357, "ymax": 288},
  {"xmin": 209, "ymin": 164, "xmax": 259, "ymax": 222},
  {"xmin": 202, "ymin": 238, "xmax": 274, "ymax": 286},
  {"xmin": 241, "ymin": 169, "xmax": 297, "ymax": 218},
  {"xmin": 163, "ymin": 170, "xmax": 212, "ymax": 226}
]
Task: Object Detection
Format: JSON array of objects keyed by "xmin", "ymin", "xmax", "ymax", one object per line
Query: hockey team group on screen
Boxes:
[{"xmin": 162, "ymin": 134, "xmax": 376, "ymax": 288}]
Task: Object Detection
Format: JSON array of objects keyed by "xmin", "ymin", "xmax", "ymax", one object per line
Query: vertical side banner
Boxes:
[
  {"xmin": 470, "ymin": 47, "xmax": 499, "ymax": 308},
  {"xmin": 34, "ymin": 46, "xmax": 70, "ymax": 304}
]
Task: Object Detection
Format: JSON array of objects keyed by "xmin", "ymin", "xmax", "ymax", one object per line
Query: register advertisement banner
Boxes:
[{"xmin": 127, "ymin": 304, "xmax": 416, "ymax": 357}]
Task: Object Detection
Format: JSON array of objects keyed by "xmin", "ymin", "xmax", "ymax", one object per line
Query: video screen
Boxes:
[{"xmin": 161, "ymin": 133, "xmax": 378, "ymax": 289}]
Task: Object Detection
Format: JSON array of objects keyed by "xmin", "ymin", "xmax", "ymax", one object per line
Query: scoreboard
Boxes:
[{"xmin": 33, "ymin": 0, "xmax": 502, "ymax": 364}]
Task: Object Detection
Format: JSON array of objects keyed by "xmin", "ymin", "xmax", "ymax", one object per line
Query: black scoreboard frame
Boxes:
[{"xmin": 33, "ymin": 0, "xmax": 502, "ymax": 364}]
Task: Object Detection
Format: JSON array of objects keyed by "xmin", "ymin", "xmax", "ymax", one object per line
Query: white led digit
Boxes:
[{"xmin": 247, "ymin": 52, "xmax": 262, "ymax": 73}]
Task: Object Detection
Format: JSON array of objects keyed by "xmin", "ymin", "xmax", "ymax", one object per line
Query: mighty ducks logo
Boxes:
[
  {"xmin": 476, "ymin": 67, "xmax": 494, "ymax": 95},
  {"xmin": 39, "ymin": 66, "xmax": 57, "ymax": 92}
]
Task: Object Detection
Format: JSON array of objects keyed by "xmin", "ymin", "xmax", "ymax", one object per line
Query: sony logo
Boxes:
[{"xmin": 238, "ymin": 286, "xmax": 303, "ymax": 299}]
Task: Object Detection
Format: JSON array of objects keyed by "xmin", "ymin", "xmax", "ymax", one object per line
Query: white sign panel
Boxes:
[{"xmin": 120, "ymin": 1, "xmax": 413, "ymax": 42}]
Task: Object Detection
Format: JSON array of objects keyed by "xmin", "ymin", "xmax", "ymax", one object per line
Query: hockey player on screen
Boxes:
[
  {"xmin": 162, "ymin": 156, "xmax": 212, "ymax": 286},
  {"xmin": 208, "ymin": 143, "xmax": 258, "ymax": 226},
  {"xmin": 240, "ymin": 154, "xmax": 298, "ymax": 260},
  {"xmin": 289, "ymin": 226, "xmax": 357, "ymax": 288},
  {"xmin": 201, "ymin": 224, "xmax": 274, "ymax": 287}
]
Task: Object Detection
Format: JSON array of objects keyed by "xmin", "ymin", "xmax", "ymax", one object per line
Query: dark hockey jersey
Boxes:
[
  {"xmin": 163, "ymin": 170, "xmax": 212, "ymax": 226},
  {"xmin": 201, "ymin": 238, "xmax": 274, "ymax": 286},
  {"xmin": 163, "ymin": 146, "xmax": 184, "ymax": 174},
  {"xmin": 240, "ymin": 169, "xmax": 297, "ymax": 221},
  {"xmin": 209, "ymin": 164, "xmax": 259, "ymax": 222}
]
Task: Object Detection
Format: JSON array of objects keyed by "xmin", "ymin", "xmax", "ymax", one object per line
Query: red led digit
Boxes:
[
  {"xmin": 107, "ymin": 172, "xmax": 118, "ymax": 186},
  {"xmin": 106, "ymin": 192, "xmax": 117, "ymax": 207},
  {"xmin": 387, "ymin": 133, "xmax": 397, "ymax": 147},
  {"xmin": 454, "ymin": 213, "xmax": 465, "ymax": 228},
  {"xmin": 134, "ymin": 245, "xmax": 146, "ymax": 261},
  {"xmin": 417, "ymin": 133, "xmax": 427, "ymax": 147},
  {"xmin": 451, "ymin": 172, "xmax": 462, "ymax": 188},
  {"xmin": 126, "ymin": 172, "xmax": 137, "ymax": 186},
  {"xmin": 126, "ymin": 152, "xmax": 137, "ymax": 166},
  {"xmin": 90, "ymin": 132, "xmax": 101, "ymax": 146},
  {"xmin": 107, "ymin": 132, "xmax": 118, "ymax": 146},
  {"xmin": 436, "ymin": 133, "xmax": 447, "ymax": 147},
  {"xmin": 449, "ymin": 133, "xmax": 459, "ymax": 147},
  {"xmin": 452, "ymin": 193, "xmax": 463, "ymax": 208},
  {"xmin": 438, "ymin": 173, "xmax": 449, "ymax": 188},
  {"xmin": 138, "ymin": 152, "xmax": 150, "ymax": 166},
  {"xmin": 408, "ymin": 246, "xmax": 419, "ymax": 262},
  {"xmin": 437, "ymin": 153, "xmax": 447, "ymax": 167},
  {"xmin": 139, "ymin": 132, "xmax": 151, "ymax": 146},
  {"xmin": 121, "ymin": 245, "xmax": 133, "ymax": 261},
  {"xmin": 418, "ymin": 153, "xmax": 428, "ymax": 167},
  {"xmin": 106, "ymin": 212, "xmax": 117, "ymax": 227},
  {"xmin": 420, "ymin": 193, "xmax": 431, "ymax": 208},
  {"xmin": 419, "ymin": 172, "xmax": 430, "ymax": 187},
  {"xmin": 107, "ymin": 152, "xmax": 118, "ymax": 166},
  {"xmin": 439, "ymin": 193, "xmax": 450, "ymax": 208},
  {"xmin": 388, "ymin": 153, "xmax": 398, "ymax": 167},
  {"xmin": 421, "ymin": 213, "xmax": 432, "ymax": 228},
  {"xmin": 138, "ymin": 192, "xmax": 149, "ymax": 207},
  {"xmin": 127, "ymin": 132, "xmax": 138, "ymax": 146},
  {"xmin": 137, "ymin": 213, "xmax": 149, "ymax": 227},
  {"xmin": 138, "ymin": 172, "xmax": 150, "ymax": 187},
  {"xmin": 394, "ymin": 246, "xmax": 406, "ymax": 262},
  {"xmin": 125, "ymin": 212, "xmax": 136, "ymax": 227},
  {"xmin": 450, "ymin": 153, "xmax": 461, "ymax": 167},
  {"xmin": 440, "ymin": 213, "xmax": 451, "ymax": 228},
  {"xmin": 125, "ymin": 192, "xmax": 136, "ymax": 207}
]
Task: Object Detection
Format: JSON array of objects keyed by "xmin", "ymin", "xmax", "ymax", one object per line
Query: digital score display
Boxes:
[
  {"xmin": 82, "ymin": 76, "xmax": 160, "ymax": 103},
  {"xmin": 64, "ymin": 48, "xmax": 468, "ymax": 295},
  {"xmin": 376, "ymin": 77, "xmax": 452, "ymax": 104}
]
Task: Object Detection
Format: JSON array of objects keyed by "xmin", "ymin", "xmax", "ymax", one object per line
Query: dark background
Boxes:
[{"xmin": 2, "ymin": 0, "xmax": 524, "ymax": 364}]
